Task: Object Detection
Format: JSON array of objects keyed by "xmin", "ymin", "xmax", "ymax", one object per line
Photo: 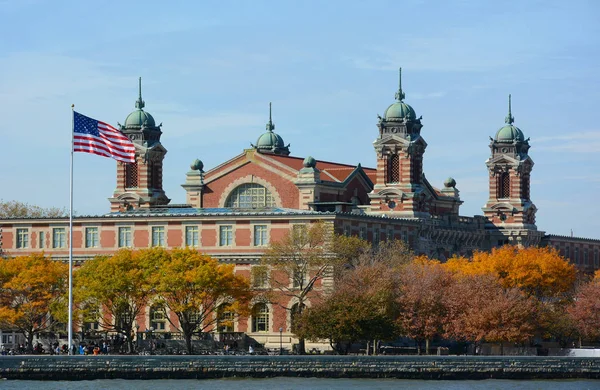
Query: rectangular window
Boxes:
[
  {"xmin": 39, "ymin": 231, "xmax": 45, "ymax": 249},
  {"xmin": 185, "ymin": 226, "xmax": 199, "ymax": 247},
  {"xmin": 2, "ymin": 335, "xmax": 13, "ymax": 344},
  {"xmin": 152, "ymin": 226, "xmax": 165, "ymax": 247},
  {"xmin": 359, "ymin": 227, "xmax": 367, "ymax": 240},
  {"xmin": 254, "ymin": 225, "xmax": 268, "ymax": 246},
  {"xmin": 565, "ymin": 246, "xmax": 570, "ymax": 259},
  {"xmin": 252, "ymin": 266, "xmax": 269, "ymax": 288},
  {"xmin": 595, "ymin": 249, "xmax": 599, "ymax": 267},
  {"xmin": 85, "ymin": 227, "xmax": 99, "ymax": 248},
  {"xmin": 16, "ymin": 228, "xmax": 29, "ymax": 249},
  {"xmin": 343, "ymin": 226, "xmax": 351, "ymax": 237},
  {"xmin": 53, "ymin": 228, "xmax": 66, "ymax": 248},
  {"xmin": 574, "ymin": 247, "xmax": 579, "ymax": 264},
  {"xmin": 401, "ymin": 231, "xmax": 408, "ymax": 243},
  {"xmin": 373, "ymin": 228, "xmax": 380, "ymax": 247},
  {"xmin": 387, "ymin": 229, "xmax": 394, "ymax": 241},
  {"xmin": 219, "ymin": 225, "xmax": 233, "ymax": 246},
  {"xmin": 584, "ymin": 248, "xmax": 589, "ymax": 265},
  {"xmin": 118, "ymin": 227, "xmax": 132, "ymax": 248},
  {"xmin": 292, "ymin": 268, "xmax": 306, "ymax": 289}
]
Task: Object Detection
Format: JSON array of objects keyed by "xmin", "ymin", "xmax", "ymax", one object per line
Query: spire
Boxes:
[
  {"xmin": 394, "ymin": 67, "xmax": 405, "ymax": 102},
  {"xmin": 135, "ymin": 77, "xmax": 145, "ymax": 110},
  {"xmin": 266, "ymin": 102, "xmax": 275, "ymax": 131},
  {"xmin": 505, "ymin": 94, "xmax": 514, "ymax": 124}
]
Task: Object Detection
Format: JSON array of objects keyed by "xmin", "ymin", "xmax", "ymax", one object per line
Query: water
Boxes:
[{"xmin": 0, "ymin": 378, "xmax": 598, "ymax": 390}]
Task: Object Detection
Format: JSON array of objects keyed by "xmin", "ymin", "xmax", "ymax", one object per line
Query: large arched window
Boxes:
[
  {"xmin": 251, "ymin": 303, "xmax": 269, "ymax": 333},
  {"xmin": 225, "ymin": 183, "xmax": 276, "ymax": 209},
  {"xmin": 497, "ymin": 172, "xmax": 510, "ymax": 199}
]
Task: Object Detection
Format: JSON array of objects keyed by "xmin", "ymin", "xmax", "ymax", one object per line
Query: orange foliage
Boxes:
[{"xmin": 443, "ymin": 246, "xmax": 576, "ymax": 298}]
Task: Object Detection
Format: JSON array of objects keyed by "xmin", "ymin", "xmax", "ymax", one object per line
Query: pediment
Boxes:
[
  {"xmin": 373, "ymin": 134, "xmax": 410, "ymax": 147},
  {"xmin": 490, "ymin": 202, "xmax": 515, "ymax": 211},
  {"xmin": 487, "ymin": 154, "xmax": 519, "ymax": 165}
]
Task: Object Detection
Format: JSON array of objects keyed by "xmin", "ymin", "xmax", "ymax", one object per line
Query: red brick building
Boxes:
[{"xmin": 1, "ymin": 73, "xmax": 599, "ymax": 350}]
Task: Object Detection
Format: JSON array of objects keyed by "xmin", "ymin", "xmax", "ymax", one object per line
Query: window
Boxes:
[
  {"xmin": 125, "ymin": 162, "xmax": 138, "ymax": 188},
  {"xmin": 373, "ymin": 228, "xmax": 380, "ymax": 247},
  {"xmin": 401, "ymin": 231, "xmax": 408, "ymax": 243},
  {"xmin": 118, "ymin": 227, "xmax": 132, "ymax": 248},
  {"xmin": 53, "ymin": 228, "xmax": 66, "ymax": 248},
  {"xmin": 387, "ymin": 229, "xmax": 394, "ymax": 241},
  {"xmin": 2, "ymin": 334, "xmax": 13, "ymax": 344},
  {"xmin": 387, "ymin": 154, "xmax": 399, "ymax": 183},
  {"xmin": 584, "ymin": 248, "xmax": 589, "ymax": 265},
  {"xmin": 359, "ymin": 227, "xmax": 367, "ymax": 240},
  {"xmin": 252, "ymin": 266, "xmax": 269, "ymax": 288},
  {"xmin": 152, "ymin": 226, "xmax": 165, "ymax": 247},
  {"xmin": 85, "ymin": 227, "xmax": 99, "ymax": 248},
  {"xmin": 217, "ymin": 305, "xmax": 234, "ymax": 333},
  {"xmin": 251, "ymin": 303, "xmax": 269, "ymax": 333},
  {"xmin": 254, "ymin": 225, "xmax": 268, "ymax": 246},
  {"xmin": 565, "ymin": 246, "xmax": 570, "ymax": 259},
  {"xmin": 343, "ymin": 226, "xmax": 351, "ymax": 237},
  {"xmin": 185, "ymin": 226, "xmax": 199, "ymax": 247},
  {"xmin": 219, "ymin": 225, "xmax": 233, "ymax": 246},
  {"xmin": 292, "ymin": 268, "xmax": 306, "ymax": 289},
  {"xmin": 16, "ymin": 228, "xmax": 29, "ymax": 249},
  {"xmin": 39, "ymin": 231, "xmax": 45, "ymax": 249},
  {"xmin": 595, "ymin": 249, "xmax": 599, "ymax": 267},
  {"xmin": 574, "ymin": 248, "xmax": 579, "ymax": 264},
  {"xmin": 225, "ymin": 183, "xmax": 276, "ymax": 208},
  {"xmin": 150, "ymin": 305, "xmax": 166, "ymax": 331},
  {"xmin": 498, "ymin": 172, "xmax": 510, "ymax": 199}
]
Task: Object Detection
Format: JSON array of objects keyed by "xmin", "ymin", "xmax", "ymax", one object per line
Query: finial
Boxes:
[
  {"xmin": 505, "ymin": 94, "xmax": 514, "ymax": 124},
  {"xmin": 135, "ymin": 77, "xmax": 145, "ymax": 110},
  {"xmin": 266, "ymin": 102, "xmax": 275, "ymax": 131},
  {"xmin": 395, "ymin": 67, "xmax": 405, "ymax": 102}
]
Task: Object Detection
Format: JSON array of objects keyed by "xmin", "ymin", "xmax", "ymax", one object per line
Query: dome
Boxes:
[
  {"xmin": 256, "ymin": 131, "xmax": 285, "ymax": 150},
  {"xmin": 303, "ymin": 156, "xmax": 316, "ymax": 168},
  {"xmin": 384, "ymin": 101, "xmax": 417, "ymax": 121},
  {"xmin": 444, "ymin": 177, "xmax": 456, "ymax": 188},
  {"xmin": 495, "ymin": 124, "xmax": 525, "ymax": 143},
  {"xmin": 124, "ymin": 109, "xmax": 156, "ymax": 128}
]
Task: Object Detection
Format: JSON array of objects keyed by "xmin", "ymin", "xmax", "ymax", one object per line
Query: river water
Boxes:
[{"xmin": 0, "ymin": 378, "xmax": 597, "ymax": 389}]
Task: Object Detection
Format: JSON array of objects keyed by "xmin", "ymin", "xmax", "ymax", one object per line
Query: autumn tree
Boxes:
[
  {"xmin": 0, "ymin": 254, "xmax": 67, "ymax": 352},
  {"xmin": 154, "ymin": 248, "xmax": 252, "ymax": 354},
  {"xmin": 397, "ymin": 259, "xmax": 453, "ymax": 354},
  {"xmin": 74, "ymin": 248, "xmax": 161, "ymax": 353},
  {"xmin": 256, "ymin": 222, "xmax": 341, "ymax": 354},
  {"xmin": 568, "ymin": 279, "xmax": 600, "ymax": 342},
  {"xmin": 444, "ymin": 274, "xmax": 538, "ymax": 354},
  {"xmin": 0, "ymin": 199, "xmax": 68, "ymax": 218},
  {"xmin": 444, "ymin": 246, "xmax": 576, "ymax": 298},
  {"xmin": 295, "ymin": 262, "xmax": 401, "ymax": 354}
]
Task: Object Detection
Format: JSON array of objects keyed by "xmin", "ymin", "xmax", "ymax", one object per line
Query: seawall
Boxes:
[{"xmin": 1, "ymin": 355, "xmax": 600, "ymax": 380}]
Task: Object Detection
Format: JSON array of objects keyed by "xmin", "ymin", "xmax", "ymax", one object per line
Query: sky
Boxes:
[{"xmin": 0, "ymin": 0, "xmax": 599, "ymax": 238}]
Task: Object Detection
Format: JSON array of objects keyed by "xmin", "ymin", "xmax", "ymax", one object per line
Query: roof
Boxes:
[
  {"xmin": 266, "ymin": 154, "xmax": 376, "ymax": 183},
  {"xmin": 103, "ymin": 207, "xmax": 329, "ymax": 218}
]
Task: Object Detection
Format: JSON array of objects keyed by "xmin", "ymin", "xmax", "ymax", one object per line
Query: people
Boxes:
[{"xmin": 249, "ymin": 345, "xmax": 254, "ymax": 355}]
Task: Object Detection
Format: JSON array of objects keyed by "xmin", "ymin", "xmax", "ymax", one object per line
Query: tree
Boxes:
[
  {"xmin": 444, "ymin": 274, "xmax": 538, "ymax": 354},
  {"xmin": 154, "ymin": 248, "xmax": 252, "ymax": 354},
  {"xmin": 256, "ymin": 222, "xmax": 341, "ymax": 354},
  {"xmin": 568, "ymin": 279, "xmax": 600, "ymax": 342},
  {"xmin": 0, "ymin": 199, "xmax": 68, "ymax": 218},
  {"xmin": 444, "ymin": 246, "xmax": 576, "ymax": 298},
  {"xmin": 0, "ymin": 254, "xmax": 67, "ymax": 352},
  {"xmin": 295, "ymin": 262, "xmax": 400, "ymax": 354},
  {"xmin": 74, "ymin": 248, "xmax": 161, "ymax": 353},
  {"xmin": 397, "ymin": 259, "xmax": 453, "ymax": 354}
]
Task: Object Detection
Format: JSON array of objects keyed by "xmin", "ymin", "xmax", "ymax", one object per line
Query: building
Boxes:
[{"xmin": 1, "ymin": 72, "xmax": 599, "ymax": 350}]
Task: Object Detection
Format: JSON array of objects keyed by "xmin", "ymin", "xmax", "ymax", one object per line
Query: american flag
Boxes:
[{"xmin": 73, "ymin": 112, "xmax": 136, "ymax": 163}]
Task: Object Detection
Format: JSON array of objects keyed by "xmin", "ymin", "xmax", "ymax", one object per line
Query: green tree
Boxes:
[
  {"xmin": 154, "ymin": 248, "xmax": 252, "ymax": 354},
  {"xmin": 74, "ymin": 248, "xmax": 162, "ymax": 353},
  {"xmin": 0, "ymin": 254, "xmax": 67, "ymax": 352}
]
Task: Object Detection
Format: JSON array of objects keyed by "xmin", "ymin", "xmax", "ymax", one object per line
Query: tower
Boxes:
[
  {"xmin": 368, "ymin": 68, "xmax": 428, "ymax": 217},
  {"xmin": 483, "ymin": 95, "xmax": 539, "ymax": 246},
  {"xmin": 251, "ymin": 103, "xmax": 290, "ymax": 156},
  {"xmin": 109, "ymin": 78, "xmax": 170, "ymax": 212}
]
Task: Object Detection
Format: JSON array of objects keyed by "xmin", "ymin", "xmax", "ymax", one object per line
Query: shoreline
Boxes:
[{"xmin": 1, "ymin": 355, "xmax": 600, "ymax": 381}]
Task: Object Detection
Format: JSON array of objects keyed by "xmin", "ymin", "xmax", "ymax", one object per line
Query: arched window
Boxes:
[
  {"xmin": 150, "ymin": 305, "xmax": 166, "ymax": 331},
  {"xmin": 225, "ymin": 183, "xmax": 276, "ymax": 209},
  {"xmin": 216, "ymin": 304, "xmax": 234, "ymax": 333},
  {"xmin": 387, "ymin": 154, "xmax": 399, "ymax": 183},
  {"xmin": 251, "ymin": 303, "xmax": 269, "ymax": 333},
  {"xmin": 497, "ymin": 172, "xmax": 510, "ymax": 199},
  {"xmin": 290, "ymin": 303, "xmax": 306, "ymax": 332}
]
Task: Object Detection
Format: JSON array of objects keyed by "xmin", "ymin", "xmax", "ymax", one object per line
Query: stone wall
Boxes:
[{"xmin": 1, "ymin": 355, "xmax": 600, "ymax": 380}]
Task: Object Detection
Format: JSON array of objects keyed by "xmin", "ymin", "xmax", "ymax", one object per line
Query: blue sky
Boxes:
[{"xmin": 1, "ymin": 0, "xmax": 599, "ymax": 238}]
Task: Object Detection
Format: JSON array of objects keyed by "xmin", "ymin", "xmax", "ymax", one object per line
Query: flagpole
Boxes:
[{"xmin": 68, "ymin": 105, "xmax": 74, "ymax": 355}]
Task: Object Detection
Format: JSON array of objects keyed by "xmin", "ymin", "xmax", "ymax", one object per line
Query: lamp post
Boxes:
[
  {"xmin": 149, "ymin": 327, "xmax": 154, "ymax": 355},
  {"xmin": 279, "ymin": 327, "xmax": 283, "ymax": 355}
]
